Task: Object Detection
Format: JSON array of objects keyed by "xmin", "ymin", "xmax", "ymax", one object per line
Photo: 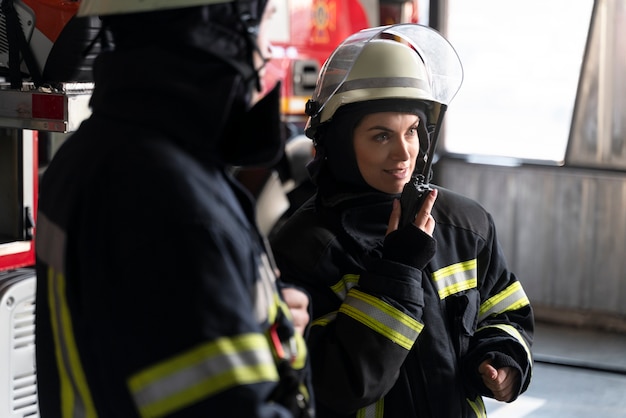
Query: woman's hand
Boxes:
[
  {"xmin": 281, "ymin": 286, "xmax": 310, "ymax": 336},
  {"xmin": 479, "ymin": 361, "xmax": 520, "ymax": 402},
  {"xmin": 387, "ymin": 188, "xmax": 438, "ymax": 236}
]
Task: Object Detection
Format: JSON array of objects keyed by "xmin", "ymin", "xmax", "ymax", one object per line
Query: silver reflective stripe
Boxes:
[
  {"xmin": 330, "ymin": 274, "xmax": 360, "ymax": 300},
  {"xmin": 129, "ymin": 334, "xmax": 279, "ymax": 418},
  {"xmin": 479, "ymin": 281, "xmax": 530, "ymax": 322},
  {"xmin": 340, "ymin": 289, "xmax": 422, "ymax": 350},
  {"xmin": 431, "ymin": 259, "xmax": 477, "ymax": 299},
  {"xmin": 36, "ymin": 212, "xmax": 66, "ymax": 272}
]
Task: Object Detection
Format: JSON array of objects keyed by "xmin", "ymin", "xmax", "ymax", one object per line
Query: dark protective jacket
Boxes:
[
  {"xmin": 270, "ymin": 186, "xmax": 534, "ymax": 417},
  {"xmin": 35, "ymin": 46, "xmax": 312, "ymax": 417}
]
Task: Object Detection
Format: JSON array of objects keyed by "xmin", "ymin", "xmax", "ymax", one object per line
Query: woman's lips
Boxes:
[{"xmin": 385, "ymin": 167, "xmax": 410, "ymax": 179}]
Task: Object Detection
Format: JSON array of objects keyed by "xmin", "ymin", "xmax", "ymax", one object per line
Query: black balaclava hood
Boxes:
[
  {"xmin": 98, "ymin": 2, "xmax": 283, "ymax": 168},
  {"xmin": 310, "ymin": 99, "xmax": 431, "ymax": 196}
]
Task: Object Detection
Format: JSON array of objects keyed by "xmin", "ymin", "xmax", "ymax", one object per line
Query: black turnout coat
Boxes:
[
  {"xmin": 271, "ymin": 186, "xmax": 533, "ymax": 417},
  {"xmin": 35, "ymin": 46, "xmax": 311, "ymax": 418}
]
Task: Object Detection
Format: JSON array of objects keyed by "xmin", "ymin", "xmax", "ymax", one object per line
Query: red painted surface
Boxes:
[
  {"xmin": 0, "ymin": 131, "xmax": 38, "ymax": 272},
  {"xmin": 21, "ymin": 0, "xmax": 80, "ymax": 42}
]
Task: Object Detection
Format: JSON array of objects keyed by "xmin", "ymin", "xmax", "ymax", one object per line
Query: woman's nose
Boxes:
[{"xmin": 391, "ymin": 139, "xmax": 412, "ymax": 161}]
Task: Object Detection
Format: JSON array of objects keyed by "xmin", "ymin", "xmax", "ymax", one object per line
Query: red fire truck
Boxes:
[
  {"xmin": 0, "ymin": 0, "xmax": 98, "ymax": 272},
  {"xmin": 0, "ymin": 1, "xmax": 97, "ymax": 415},
  {"xmin": 1, "ymin": 79, "xmax": 94, "ymax": 418},
  {"xmin": 0, "ymin": 84, "xmax": 93, "ymax": 416},
  {"xmin": 0, "ymin": 0, "xmax": 90, "ymax": 274}
]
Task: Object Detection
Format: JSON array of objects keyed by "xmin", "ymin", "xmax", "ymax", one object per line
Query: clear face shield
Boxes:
[{"xmin": 304, "ymin": 23, "xmax": 464, "ymax": 138}]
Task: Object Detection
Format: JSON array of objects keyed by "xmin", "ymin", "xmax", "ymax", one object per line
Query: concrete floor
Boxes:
[{"xmin": 485, "ymin": 322, "xmax": 626, "ymax": 417}]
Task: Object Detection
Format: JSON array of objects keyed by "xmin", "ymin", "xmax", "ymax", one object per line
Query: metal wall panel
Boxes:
[{"xmin": 435, "ymin": 158, "xmax": 626, "ymax": 320}]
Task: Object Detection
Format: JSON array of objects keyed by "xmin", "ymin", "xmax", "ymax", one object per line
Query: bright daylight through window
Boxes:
[{"xmin": 444, "ymin": 0, "xmax": 594, "ymax": 165}]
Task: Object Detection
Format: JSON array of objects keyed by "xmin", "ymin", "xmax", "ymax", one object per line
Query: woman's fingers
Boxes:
[{"xmin": 413, "ymin": 188, "xmax": 437, "ymax": 236}]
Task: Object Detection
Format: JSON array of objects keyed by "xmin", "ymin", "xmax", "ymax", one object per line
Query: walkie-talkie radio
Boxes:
[
  {"xmin": 399, "ymin": 173, "xmax": 433, "ymax": 228},
  {"xmin": 398, "ymin": 118, "xmax": 441, "ymax": 228}
]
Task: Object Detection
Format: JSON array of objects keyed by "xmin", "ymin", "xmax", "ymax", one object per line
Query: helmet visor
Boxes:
[{"xmin": 310, "ymin": 24, "xmax": 464, "ymax": 121}]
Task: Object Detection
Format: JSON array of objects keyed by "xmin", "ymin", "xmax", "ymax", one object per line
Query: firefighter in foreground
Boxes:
[
  {"xmin": 34, "ymin": 0, "xmax": 313, "ymax": 416},
  {"xmin": 270, "ymin": 24, "xmax": 534, "ymax": 417}
]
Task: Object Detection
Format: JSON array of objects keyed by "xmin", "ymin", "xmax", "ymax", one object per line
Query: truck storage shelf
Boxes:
[{"xmin": 0, "ymin": 82, "xmax": 93, "ymax": 132}]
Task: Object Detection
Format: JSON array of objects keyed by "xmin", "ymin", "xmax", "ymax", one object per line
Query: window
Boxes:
[{"xmin": 444, "ymin": 0, "xmax": 593, "ymax": 165}]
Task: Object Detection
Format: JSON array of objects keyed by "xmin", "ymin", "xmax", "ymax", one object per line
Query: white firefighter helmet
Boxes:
[
  {"xmin": 304, "ymin": 23, "xmax": 463, "ymax": 139},
  {"xmin": 77, "ymin": 0, "xmax": 234, "ymax": 16}
]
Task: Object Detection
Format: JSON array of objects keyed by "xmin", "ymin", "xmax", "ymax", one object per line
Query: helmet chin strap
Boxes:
[
  {"xmin": 417, "ymin": 104, "xmax": 447, "ymax": 182},
  {"xmin": 233, "ymin": 0, "xmax": 269, "ymax": 92}
]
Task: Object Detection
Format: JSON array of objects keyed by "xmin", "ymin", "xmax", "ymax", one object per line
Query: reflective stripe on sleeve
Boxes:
[
  {"xmin": 38, "ymin": 213, "xmax": 98, "ymax": 418},
  {"xmin": 431, "ymin": 259, "xmax": 477, "ymax": 299},
  {"xmin": 477, "ymin": 323, "xmax": 533, "ymax": 365},
  {"xmin": 127, "ymin": 334, "xmax": 279, "ymax": 418},
  {"xmin": 466, "ymin": 395, "xmax": 487, "ymax": 418},
  {"xmin": 311, "ymin": 311, "xmax": 337, "ymax": 327},
  {"xmin": 48, "ymin": 267, "xmax": 99, "ymax": 418},
  {"xmin": 356, "ymin": 398, "xmax": 384, "ymax": 418},
  {"xmin": 330, "ymin": 274, "xmax": 360, "ymax": 300},
  {"xmin": 478, "ymin": 281, "xmax": 530, "ymax": 322},
  {"xmin": 339, "ymin": 289, "xmax": 422, "ymax": 350}
]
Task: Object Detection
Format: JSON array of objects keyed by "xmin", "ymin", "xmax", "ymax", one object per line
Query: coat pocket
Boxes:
[{"xmin": 446, "ymin": 289, "xmax": 479, "ymax": 355}]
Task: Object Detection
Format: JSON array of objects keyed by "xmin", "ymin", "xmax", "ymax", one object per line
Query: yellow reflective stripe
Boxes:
[
  {"xmin": 318, "ymin": 273, "xmax": 359, "ymax": 326},
  {"xmin": 478, "ymin": 324, "xmax": 533, "ymax": 365},
  {"xmin": 128, "ymin": 334, "xmax": 279, "ymax": 418},
  {"xmin": 39, "ymin": 212, "xmax": 98, "ymax": 418},
  {"xmin": 291, "ymin": 331, "xmax": 308, "ymax": 370},
  {"xmin": 273, "ymin": 298, "xmax": 308, "ymax": 370},
  {"xmin": 479, "ymin": 281, "xmax": 530, "ymax": 322},
  {"xmin": 340, "ymin": 289, "xmax": 422, "ymax": 350},
  {"xmin": 273, "ymin": 297, "xmax": 308, "ymax": 370},
  {"xmin": 466, "ymin": 395, "xmax": 487, "ymax": 418},
  {"xmin": 311, "ymin": 311, "xmax": 337, "ymax": 327},
  {"xmin": 357, "ymin": 398, "xmax": 384, "ymax": 418},
  {"xmin": 431, "ymin": 259, "xmax": 477, "ymax": 299},
  {"xmin": 48, "ymin": 267, "xmax": 98, "ymax": 418},
  {"xmin": 330, "ymin": 274, "xmax": 360, "ymax": 300}
]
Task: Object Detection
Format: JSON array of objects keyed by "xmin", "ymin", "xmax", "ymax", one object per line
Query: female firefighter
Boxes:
[
  {"xmin": 270, "ymin": 24, "xmax": 534, "ymax": 417},
  {"xmin": 34, "ymin": 0, "xmax": 313, "ymax": 417}
]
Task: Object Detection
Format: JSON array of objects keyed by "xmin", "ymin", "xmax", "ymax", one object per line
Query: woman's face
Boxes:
[{"xmin": 353, "ymin": 112, "xmax": 421, "ymax": 194}]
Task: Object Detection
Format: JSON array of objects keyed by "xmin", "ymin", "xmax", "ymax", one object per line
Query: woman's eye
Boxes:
[{"xmin": 374, "ymin": 132, "xmax": 389, "ymax": 142}]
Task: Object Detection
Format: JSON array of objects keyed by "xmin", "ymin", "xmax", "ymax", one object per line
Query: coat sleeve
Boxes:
[
  {"xmin": 461, "ymin": 213, "xmax": 534, "ymax": 401},
  {"xmin": 92, "ymin": 157, "xmax": 296, "ymax": 418}
]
